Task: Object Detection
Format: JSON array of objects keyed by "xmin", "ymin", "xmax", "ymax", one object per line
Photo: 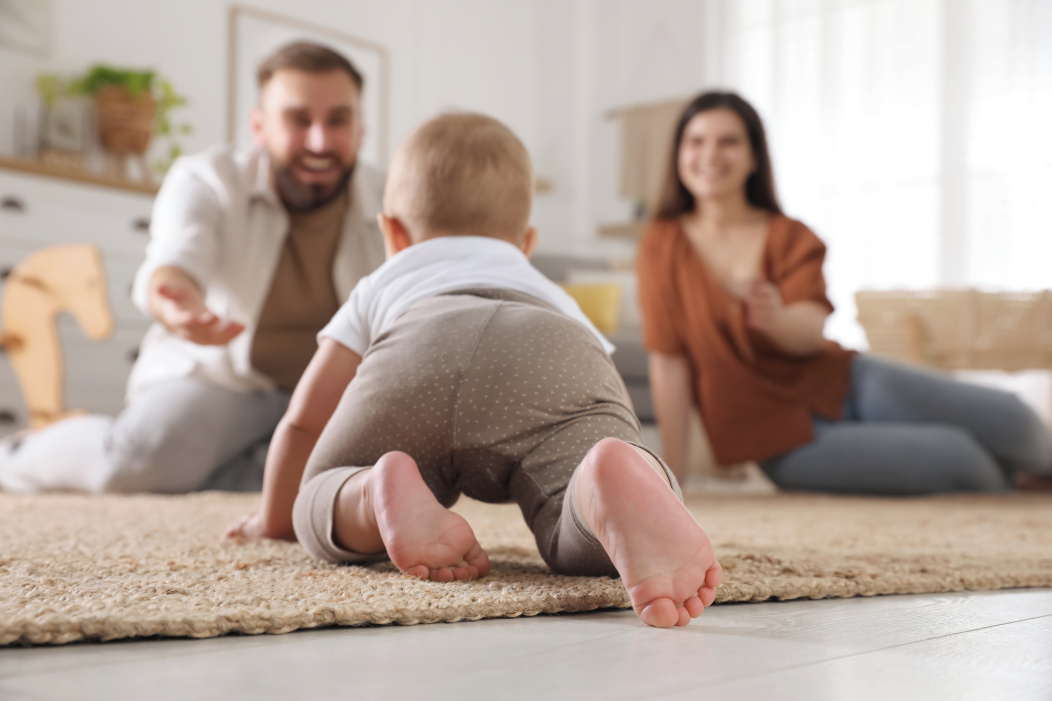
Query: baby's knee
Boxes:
[
  {"xmin": 293, "ymin": 472, "xmax": 342, "ymax": 563},
  {"xmin": 544, "ymin": 491, "xmax": 617, "ymax": 578},
  {"xmin": 580, "ymin": 437, "xmax": 636, "ymax": 476},
  {"xmin": 293, "ymin": 468, "xmax": 385, "ymax": 564},
  {"xmin": 581, "ymin": 438, "xmax": 678, "ymax": 494}
]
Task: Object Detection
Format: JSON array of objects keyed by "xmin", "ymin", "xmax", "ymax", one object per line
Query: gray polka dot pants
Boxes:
[{"xmin": 293, "ymin": 287, "xmax": 680, "ymax": 576}]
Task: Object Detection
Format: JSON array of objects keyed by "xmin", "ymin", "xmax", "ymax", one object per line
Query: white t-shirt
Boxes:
[
  {"xmin": 128, "ymin": 145, "xmax": 385, "ymax": 396},
  {"xmin": 319, "ymin": 236, "xmax": 615, "ymax": 356}
]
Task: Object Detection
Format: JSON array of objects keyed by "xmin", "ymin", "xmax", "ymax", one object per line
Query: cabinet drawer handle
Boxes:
[
  {"xmin": 132, "ymin": 217, "xmax": 150, "ymax": 232},
  {"xmin": 1, "ymin": 196, "xmax": 26, "ymax": 213},
  {"xmin": 0, "ymin": 409, "xmax": 18, "ymax": 424},
  {"xmin": 0, "ymin": 267, "xmax": 12, "ymax": 280},
  {"xmin": 127, "ymin": 347, "xmax": 140, "ymax": 363}
]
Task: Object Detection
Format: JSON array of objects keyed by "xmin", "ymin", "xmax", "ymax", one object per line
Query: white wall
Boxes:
[
  {"xmin": 531, "ymin": 0, "xmax": 718, "ymax": 257},
  {"xmin": 0, "ymin": 1, "xmax": 716, "ymax": 257},
  {"xmin": 0, "ymin": 0, "xmax": 539, "ymax": 206}
]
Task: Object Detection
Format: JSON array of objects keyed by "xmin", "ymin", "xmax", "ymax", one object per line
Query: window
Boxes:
[{"xmin": 717, "ymin": 0, "xmax": 1052, "ymax": 348}]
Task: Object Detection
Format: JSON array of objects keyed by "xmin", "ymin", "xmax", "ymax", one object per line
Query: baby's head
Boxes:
[{"xmin": 380, "ymin": 112, "xmax": 536, "ymax": 256}]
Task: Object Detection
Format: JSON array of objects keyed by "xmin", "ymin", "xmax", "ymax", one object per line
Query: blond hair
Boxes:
[{"xmin": 385, "ymin": 112, "xmax": 533, "ymax": 242}]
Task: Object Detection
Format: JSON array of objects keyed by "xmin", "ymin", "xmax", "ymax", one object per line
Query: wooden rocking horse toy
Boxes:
[{"xmin": 0, "ymin": 244, "xmax": 114, "ymax": 429}]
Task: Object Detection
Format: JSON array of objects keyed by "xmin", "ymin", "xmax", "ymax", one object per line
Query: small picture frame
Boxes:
[
  {"xmin": 0, "ymin": 0, "xmax": 54, "ymax": 56},
  {"xmin": 40, "ymin": 96, "xmax": 89, "ymax": 152}
]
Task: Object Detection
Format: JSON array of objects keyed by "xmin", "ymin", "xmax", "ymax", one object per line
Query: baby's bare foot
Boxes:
[
  {"xmin": 371, "ymin": 451, "xmax": 490, "ymax": 582},
  {"xmin": 575, "ymin": 438, "xmax": 722, "ymax": 628}
]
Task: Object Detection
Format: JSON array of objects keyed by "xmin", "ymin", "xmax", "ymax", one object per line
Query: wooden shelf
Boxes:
[
  {"xmin": 0, "ymin": 155, "xmax": 158, "ymax": 196},
  {"xmin": 598, "ymin": 220, "xmax": 648, "ymax": 240}
]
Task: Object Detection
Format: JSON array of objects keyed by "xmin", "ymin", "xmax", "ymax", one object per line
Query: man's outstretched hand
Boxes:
[{"xmin": 154, "ymin": 280, "xmax": 244, "ymax": 346}]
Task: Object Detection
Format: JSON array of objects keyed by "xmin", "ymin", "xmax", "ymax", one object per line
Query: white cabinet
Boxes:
[{"xmin": 0, "ymin": 169, "xmax": 154, "ymax": 435}]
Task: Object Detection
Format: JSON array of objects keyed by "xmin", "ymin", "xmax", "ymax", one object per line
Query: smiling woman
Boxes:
[{"xmin": 636, "ymin": 90, "xmax": 1052, "ymax": 496}]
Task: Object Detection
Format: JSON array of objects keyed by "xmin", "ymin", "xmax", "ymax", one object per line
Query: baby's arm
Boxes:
[{"xmin": 224, "ymin": 338, "xmax": 362, "ymax": 540}]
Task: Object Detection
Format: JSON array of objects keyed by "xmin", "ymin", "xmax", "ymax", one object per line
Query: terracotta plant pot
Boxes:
[{"xmin": 94, "ymin": 85, "xmax": 155, "ymax": 155}]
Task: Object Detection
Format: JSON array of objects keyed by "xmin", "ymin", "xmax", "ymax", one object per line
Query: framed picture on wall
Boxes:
[
  {"xmin": 0, "ymin": 0, "xmax": 54, "ymax": 56},
  {"xmin": 226, "ymin": 4, "xmax": 390, "ymax": 167}
]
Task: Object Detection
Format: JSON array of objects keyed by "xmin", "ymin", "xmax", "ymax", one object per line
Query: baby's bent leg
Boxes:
[
  {"xmin": 295, "ymin": 452, "xmax": 491, "ymax": 582},
  {"xmin": 364, "ymin": 452, "xmax": 490, "ymax": 581},
  {"xmin": 293, "ymin": 466, "xmax": 387, "ymax": 564},
  {"xmin": 564, "ymin": 438, "xmax": 722, "ymax": 628},
  {"xmin": 547, "ymin": 443, "xmax": 675, "ymax": 577}
]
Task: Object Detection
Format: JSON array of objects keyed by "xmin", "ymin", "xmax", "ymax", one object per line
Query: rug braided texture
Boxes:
[{"xmin": 2, "ymin": 491, "xmax": 1051, "ymax": 645}]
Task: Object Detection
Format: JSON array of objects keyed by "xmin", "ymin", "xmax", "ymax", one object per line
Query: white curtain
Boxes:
[{"xmin": 716, "ymin": 0, "xmax": 1052, "ymax": 348}]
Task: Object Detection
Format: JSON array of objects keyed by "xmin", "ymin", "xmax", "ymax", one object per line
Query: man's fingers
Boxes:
[
  {"xmin": 181, "ymin": 312, "xmax": 218, "ymax": 329},
  {"xmin": 156, "ymin": 284, "xmax": 182, "ymax": 301},
  {"xmin": 181, "ymin": 320, "xmax": 245, "ymax": 346},
  {"xmin": 166, "ymin": 310, "xmax": 218, "ymax": 334},
  {"xmin": 157, "ymin": 284, "xmax": 198, "ymax": 304},
  {"xmin": 209, "ymin": 321, "xmax": 244, "ymax": 343}
]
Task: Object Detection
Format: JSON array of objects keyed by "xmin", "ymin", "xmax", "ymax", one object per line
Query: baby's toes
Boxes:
[
  {"xmin": 706, "ymin": 561, "xmax": 723, "ymax": 588},
  {"xmin": 639, "ymin": 598, "xmax": 680, "ymax": 629},
  {"xmin": 699, "ymin": 586, "xmax": 716, "ymax": 607},
  {"xmin": 429, "ymin": 567, "xmax": 454, "ymax": 583},
  {"xmin": 684, "ymin": 595, "xmax": 705, "ymax": 618},
  {"xmin": 466, "ymin": 546, "xmax": 491, "ymax": 577}
]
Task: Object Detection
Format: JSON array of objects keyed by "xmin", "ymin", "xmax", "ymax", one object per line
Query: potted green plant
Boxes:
[{"xmin": 37, "ymin": 64, "xmax": 192, "ymax": 181}]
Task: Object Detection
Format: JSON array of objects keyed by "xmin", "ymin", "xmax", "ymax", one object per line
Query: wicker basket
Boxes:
[
  {"xmin": 856, "ymin": 289, "xmax": 1052, "ymax": 371},
  {"xmin": 94, "ymin": 85, "xmax": 155, "ymax": 155}
]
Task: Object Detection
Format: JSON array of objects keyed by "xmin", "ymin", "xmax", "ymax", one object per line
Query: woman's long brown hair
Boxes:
[{"xmin": 654, "ymin": 91, "xmax": 783, "ymax": 219}]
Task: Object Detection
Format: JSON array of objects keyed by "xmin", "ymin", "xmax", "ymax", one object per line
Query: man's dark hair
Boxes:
[{"xmin": 256, "ymin": 41, "xmax": 364, "ymax": 91}]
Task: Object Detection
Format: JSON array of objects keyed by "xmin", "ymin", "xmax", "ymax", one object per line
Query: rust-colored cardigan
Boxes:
[{"xmin": 636, "ymin": 215, "xmax": 855, "ymax": 464}]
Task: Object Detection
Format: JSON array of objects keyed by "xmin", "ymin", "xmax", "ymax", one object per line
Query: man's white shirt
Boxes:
[{"xmin": 128, "ymin": 145, "xmax": 386, "ymax": 396}]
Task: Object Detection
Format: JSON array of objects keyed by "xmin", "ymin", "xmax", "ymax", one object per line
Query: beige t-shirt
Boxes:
[{"xmin": 251, "ymin": 191, "xmax": 347, "ymax": 391}]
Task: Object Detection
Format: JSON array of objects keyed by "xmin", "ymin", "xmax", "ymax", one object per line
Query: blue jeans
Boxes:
[{"xmin": 760, "ymin": 354, "xmax": 1052, "ymax": 494}]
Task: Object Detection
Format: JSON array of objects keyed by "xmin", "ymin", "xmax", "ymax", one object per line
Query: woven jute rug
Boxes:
[{"xmin": 2, "ymin": 491, "xmax": 1051, "ymax": 645}]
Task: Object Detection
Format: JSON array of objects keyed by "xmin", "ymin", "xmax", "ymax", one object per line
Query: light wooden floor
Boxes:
[{"xmin": 2, "ymin": 588, "xmax": 1050, "ymax": 700}]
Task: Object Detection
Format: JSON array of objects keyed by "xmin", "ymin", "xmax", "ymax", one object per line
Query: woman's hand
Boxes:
[
  {"xmin": 743, "ymin": 278, "xmax": 828, "ymax": 356},
  {"xmin": 744, "ymin": 279, "xmax": 784, "ymax": 333}
]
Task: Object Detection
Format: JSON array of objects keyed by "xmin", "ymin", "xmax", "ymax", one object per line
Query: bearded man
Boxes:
[{"xmin": 0, "ymin": 42, "xmax": 385, "ymax": 493}]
